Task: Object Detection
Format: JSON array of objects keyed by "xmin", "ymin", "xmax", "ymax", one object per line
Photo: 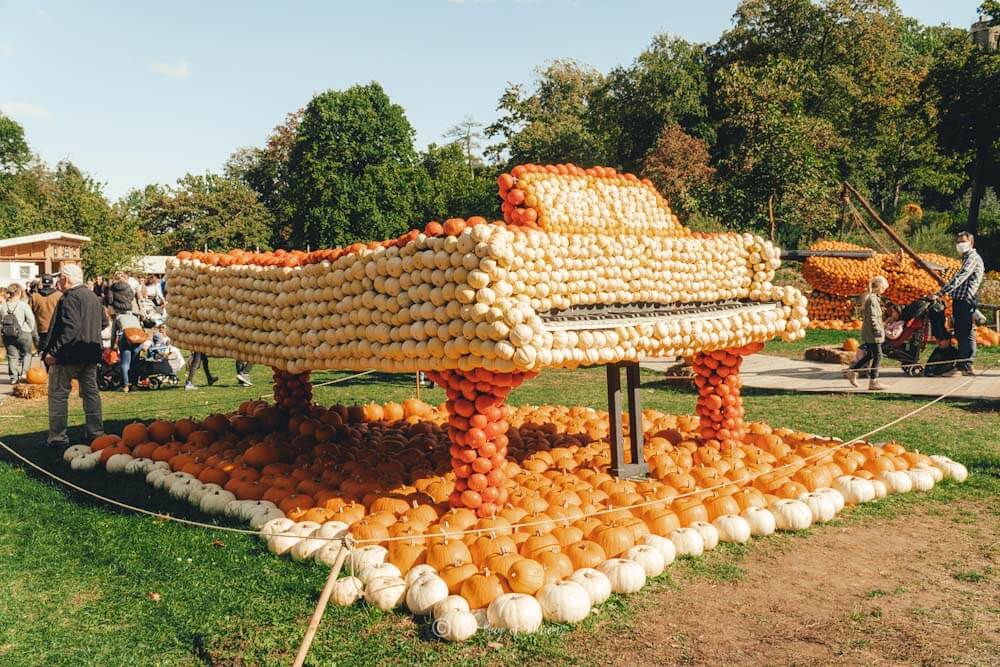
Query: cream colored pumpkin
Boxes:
[
  {"xmin": 639, "ymin": 534, "xmax": 676, "ymax": 564},
  {"xmin": 365, "ymin": 575, "xmax": 406, "ymax": 611},
  {"xmin": 689, "ymin": 521, "xmax": 719, "ymax": 550},
  {"xmin": 70, "ymin": 451, "xmax": 101, "ymax": 471},
  {"xmin": 405, "ymin": 564, "xmax": 439, "ymax": 588},
  {"xmin": 124, "ymin": 457, "xmax": 156, "ymax": 475},
  {"xmin": 433, "ymin": 609, "xmax": 478, "ymax": 641},
  {"xmin": 406, "ymin": 574, "xmax": 450, "ymax": 616},
  {"xmin": 331, "ymin": 576, "xmax": 364, "ymax": 606},
  {"xmin": 624, "ymin": 545, "xmax": 665, "ymax": 577},
  {"xmin": 486, "ymin": 593, "xmax": 544, "ymax": 634},
  {"xmin": 797, "ymin": 492, "xmax": 836, "ymax": 523},
  {"xmin": 878, "ymin": 470, "xmax": 912, "ymax": 494},
  {"xmin": 741, "ymin": 507, "xmax": 776, "ymax": 536},
  {"xmin": 669, "ymin": 527, "xmax": 705, "ymax": 557},
  {"xmin": 535, "ymin": 580, "xmax": 591, "ymax": 623},
  {"xmin": 597, "ymin": 558, "xmax": 647, "ymax": 594},
  {"xmin": 432, "ymin": 594, "xmax": 471, "ymax": 620},
  {"xmin": 914, "ymin": 463, "xmax": 943, "ymax": 483},
  {"xmin": 871, "ymin": 479, "xmax": 887, "ymax": 499},
  {"xmin": 568, "ymin": 567, "xmax": 612, "ymax": 605},
  {"xmin": 833, "ymin": 475, "xmax": 876, "ymax": 505},
  {"xmin": 63, "ymin": 444, "xmax": 92, "ymax": 463},
  {"xmin": 905, "ymin": 468, "xmax": 934, "ymax": 492},
  {"xmin": 771, "ymin": 499, "xmax": 812, "ymax": 531},
  {"xmin": 250, "ymin": 507, "xmax": 286, "ymax": 530},
  {"xmin": 105, "ymin": 453, "xmax": 134, "ymax": 474},
  {"xmin": 346, "ymin": 545, "xmax": 389, "ymax": 575},
  {"xmin": 357, "ymin": 563, "xmax": 403, "ymax": 586},
  {"xmin": 712, "ymin": 515, "xmax": 751, "ymax": 543},
  {"xmin": 199, "ymin": 489, "xmax": 237, "ymax": 514}
]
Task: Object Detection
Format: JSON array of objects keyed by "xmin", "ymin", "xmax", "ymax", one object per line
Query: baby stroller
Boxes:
[
  {"xmin": 132, "ymin": 341, "xmax": 181, "ymax": 390},
  {"xmin": 98, "ymin": 348, "xmax": 124, "ymax": 391},
  {"xmin": 880, "ymin": 297, "xmax": 948, "ymax": 376}
]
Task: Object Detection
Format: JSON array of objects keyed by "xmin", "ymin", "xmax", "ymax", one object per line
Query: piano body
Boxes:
[{"xmin": 167, "ymin": 164, "xmax": 808, "ymax": 516}]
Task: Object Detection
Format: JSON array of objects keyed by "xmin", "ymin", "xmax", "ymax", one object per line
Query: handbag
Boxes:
[{"xmin": 123, "ymin": 327, "xmax": 148, "ymax": 345}]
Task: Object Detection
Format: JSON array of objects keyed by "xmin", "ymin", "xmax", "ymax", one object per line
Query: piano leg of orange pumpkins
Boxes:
[
  {"xmin": 425, "ymin": 368, "xmax": 538, "ymax": 518},
  {"xmin": 272, "ymin": 368, "xmax": 313, "ymax": 415},
  {"xmin": 693, "ymin": 343, "xmax": 763, "ymax": 452}
]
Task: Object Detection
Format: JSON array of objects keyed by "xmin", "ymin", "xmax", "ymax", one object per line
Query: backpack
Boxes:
[
  {"xmin": 924, "ymin": 345, "xmax": 961, "ymax": 377},
  {"xmin": 1, "ymin": 303, "xmax": 23, "ymax": 339}
]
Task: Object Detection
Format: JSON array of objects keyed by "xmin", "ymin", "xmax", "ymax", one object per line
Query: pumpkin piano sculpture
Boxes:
[{"xmin": 166, "ymin": 164, "xmax": 809, "ymax": 517}]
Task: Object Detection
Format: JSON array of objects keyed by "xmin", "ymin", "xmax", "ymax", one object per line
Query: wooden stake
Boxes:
[
  {"xmin": 843, "ymin": 181, "xmax": 946, "ymax": 287},
  {"xmin": 768, "ymin": 195, "xmax": 775, "ymax": 243},
  {"xmin": 292, "ymin": 540, "xmax": 351, "ymax": 667}
]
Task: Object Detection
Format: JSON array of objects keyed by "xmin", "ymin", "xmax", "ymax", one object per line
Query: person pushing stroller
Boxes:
[{"xmin": 844, "ymin": 276, "xmax": 889, "ymax": 391}]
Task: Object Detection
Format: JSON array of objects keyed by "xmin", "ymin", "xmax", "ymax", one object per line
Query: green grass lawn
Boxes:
[{"xmin": 0, "ymin": 339, "xmax": 997, "ymax": 666}]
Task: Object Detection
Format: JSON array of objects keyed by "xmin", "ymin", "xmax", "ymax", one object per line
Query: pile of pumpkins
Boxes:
[
  {"xmin": 802, "ymin": 241, "xmax": 963, "ymax": 331},
  {"xmin": 63, "ymin": 399, "xmax": 967, "ymax": 641},
  {"xmin": 165, "ymin": 164, "xmax": 808, "ymax": 376}
]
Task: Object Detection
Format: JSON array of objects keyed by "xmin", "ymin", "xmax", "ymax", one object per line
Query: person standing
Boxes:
[
  {"xmin": 42, "ymin": 264, "xmax": 107, "ymax": 447},
  {"xmin": 934, "ymin": 232, "xmax": 985, "ymax": 376},
  {"xmin": 92, "ymin": 275, "xmax": 106, "ymax": 301},
  {"xmin": 184, "ymin": 352, "xmax": 217, "ymax": 390},
  {"xmin": 845, "ymin": 276, "xmax": 889, "ymax": 391},
  {"xmin": 235, "ymin": 360, "xmax": 253, "ymax": 387},
  {"xmin": 110, "ymin": 309, "xmax": 145, "ymax": 392},
  {"xmin": 30, "ymin": 274, "xmax": 63, "ymax": 353},
  {"xmin": 106, "ymin": 271, "xmax": 136, "ymax": 314},
  {"xmin": 2, "ymin": 283, "xmax": 37, "ymax": 384}
]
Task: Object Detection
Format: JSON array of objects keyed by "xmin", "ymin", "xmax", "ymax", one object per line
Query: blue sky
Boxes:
[{"xmin": 0, "ymin": 0, "xmax": 986, "ymax": 200}]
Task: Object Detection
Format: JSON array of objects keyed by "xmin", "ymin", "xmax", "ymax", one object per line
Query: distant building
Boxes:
[
  {"xmin": 0, "ymin": 231, "xmax": 91, "ymax": 285},
  {"xmin": 971, "ymin": 20, "xmax": 1000, "ymax": 50},
  {"xmin": 133, "ymin": 255, "xmax": 173, "ymax": 276}
]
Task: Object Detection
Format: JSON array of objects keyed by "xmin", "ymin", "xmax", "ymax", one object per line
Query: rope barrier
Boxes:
[{"xmin": 0, "ymin": 366, "xmax": 981, "ymax": 548}]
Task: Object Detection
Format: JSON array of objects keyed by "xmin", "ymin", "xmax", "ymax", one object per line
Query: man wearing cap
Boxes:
[
  {"xmin": 42, "ymin": 264, "xmax": 108, "ymax": 447},
  {"xmin": 30, "ymin": 274, "xmax": 63, "ymax": 353}
]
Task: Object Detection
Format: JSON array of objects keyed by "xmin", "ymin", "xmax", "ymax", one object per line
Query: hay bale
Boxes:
[
  {"xmin": 804, "ymin": 345, "xmax": 855, "ymax": 365},
  {"xmin": 13, "ymin": 383, "xmax": 48, "ymax": 399}
]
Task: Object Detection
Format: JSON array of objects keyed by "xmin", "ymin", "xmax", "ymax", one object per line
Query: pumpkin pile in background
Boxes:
[{"xmin": 64, "ymin": 398, "xmax": 967, "ymax": 640}]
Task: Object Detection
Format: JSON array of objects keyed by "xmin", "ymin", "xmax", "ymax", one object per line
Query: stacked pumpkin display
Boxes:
[
  {"xmin": 166, "ymin": 166, "xmax": 808, "ymax": 376},
  {"xmin": 65, "ymin": 400, "xmax": 968, "ymax": 640}
]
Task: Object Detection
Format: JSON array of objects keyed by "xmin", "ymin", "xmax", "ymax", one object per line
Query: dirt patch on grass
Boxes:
[{"xmin": 572, "ymin": 504, "xmax": 999, "ymax": 665}]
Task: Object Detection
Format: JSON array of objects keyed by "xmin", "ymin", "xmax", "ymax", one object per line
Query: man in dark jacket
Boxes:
[
  {"xmin": 30, "ymin": 274, "xmax": 63, "ymax": 353},
  {"xmin": 43, "ymin": 264, "xmax": 108, "ymax": 447},
  {"xmin": 106, "ymin": 271, "xmax": 136, "ymax": 314}
]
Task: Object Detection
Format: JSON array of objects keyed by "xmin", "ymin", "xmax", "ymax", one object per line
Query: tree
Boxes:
[
  {"xmin": 420, "ymin": 142, "xmax": 499, "ymax": 222},
  {"xmin": 486, "ymin": 59, "xmax": 605, "ymax": 167},
  {"xmin": 125, "ymin": 173, "xmax": 273, "ymax": 254},
  {"xmin": 0, "ymin": 114, "xmax": 31, "ymax": 174},
  {"xmin": 641, "ymin": 125, "xmax": 715, "ymax": 216},
  {"xmin": 444, "ymin": 116, "xmax": 484, "ymax": 175},
  {"xmin": 283, "ymin": 83, "xmax": 431, "ymax": 248},
  {"xmin": 589, "ymin": 35, "xmax": 711, "ymax": 173},
  {"xmin": 225, "ymin": 109, "xmax": 302, "ymax": 246}
]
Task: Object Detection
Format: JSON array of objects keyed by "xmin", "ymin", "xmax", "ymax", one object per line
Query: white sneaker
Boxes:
[
  {"xmin": 184, "ymin": 382, "xmax": 197, "ymax": 391},
  {"xmin": 236, "ymin": 374, "xmax": 253, "ymax": 387}
]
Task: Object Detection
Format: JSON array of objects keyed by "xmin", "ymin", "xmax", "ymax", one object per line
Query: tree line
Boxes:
[{"xmin": 1, "ymin": 0, "xmax": 998, "ymax": 276}]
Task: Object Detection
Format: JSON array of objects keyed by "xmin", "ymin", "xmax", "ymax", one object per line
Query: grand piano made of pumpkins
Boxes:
[{"xmin": 166, "ymin": 164, "xmax": 809, "ymax": 518}]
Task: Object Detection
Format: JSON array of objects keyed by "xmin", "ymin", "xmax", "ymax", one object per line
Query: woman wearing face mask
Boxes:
[
  {"xmin": 845, "ymin": 275, "xmax": 889, "ymax": 391},
  {"xmin": 933, "ymin": 232, "xmax": 985, "ymax": 376}
]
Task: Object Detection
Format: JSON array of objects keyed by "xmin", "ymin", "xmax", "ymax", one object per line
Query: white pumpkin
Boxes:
[
  {"xmin": 797, "ymin": 492, "xmax": 836, "ymax": 523},
  {"xmin": 188, "ymin": 482, "xmax": 221, "ymax": 507},
  {"xmin": 640, "ymin": 534, "xmax": 677, "ymax": 564},
  {"xmin": 330, "ymin": 576, "xmax": 364, "ymax": 606},
  {"xmin": 364, "ymin": 575, "xmax": 406, "ymax": 611},
  {"xmin": 223, "ymin": 499, "xmax": 246, "ymax": 519},
  {"xmin": 814, "ymin": 487, "xmax": 845, "ymax": 512},
  {"xmin": 63, "ymin": 444, "xmax": 92, "ymax": 463},
  {"xmin": 104, "ymin": 453, "xmax": 133, "ymax": 474},
  {"xmin": 168, "ymin": 478, "xmax": 203, "ymax": 502},
  {"xmin": 624, "ymin": 545, "xmax": 665, "ymax": 577},
  {"xmin": 433, "ymin": 594, "xmax": 471, "ymax": 619},
  {"xmin": 879, "ymin": 470, "xmax": 912, "ymax": 494},
  {"xmin": 771, "ymin": 499, "xmax": 813, "ymax": 531},
  {"xmin": 905, "ymin": 468, "xmax": 934, "ymax": 492},
  {"xmin": 597, "ymin": 558, "xmax": 647, "ymax": 594},
  {"xmin": 358, "ymin": 563, "xmax": 402, "ymax": 586},
  {"xmin": 70, "ymin": 451, "xmax": 101, "ymax": 471},
  {"xmin": 406, "ymin": 574, "xmax": 449, "ymax": 616},
  {"xmin": 267, "ymin": 521, "xmax": 319, "ymax": 556},
  {"xmin": 346, "ymin": 545, "xmax": 389, "ymax": 575},
  {"xmin": 433, "ymin": 609, "xmax": 478, "ymax": 642},
  {"xmin": 741, "ymin": 507, "xmax": 776, "ymax": 536},
  {"xmin": 712, "ymin": 515, "xmax": 751, "ymax": 543},
  {"xmin": 689, "ymin": 521, "xmax": 720, "ymax": 550},
  {"xmin": 833, "ymin": 475, "xmax": 876, "ymax": 505},
  {"xmin": 260, "ymin": 517, "xmax": 295, "ymax": 539},
  {"xmin": 291, "ymin": 522, "xmax": 348, "ymax": 562},
  {"xmin": 250, "ymin": 507, "xmax": 286, "ymax": 530},
  {"xmin": 914, "ymin": 463, "xmax": 943, "ymax": 483},
  {"xmin": 406, "ymin": 564, "xmax": 439, "ymax": 588},
  {"xmin": 871, "ymin": 479, "xmax": 888, "ymax": 499},
  {"xmin": 535, "ymin": 580, "xmax": 591, "ymax": 623},
  {"xmin": 486, "ymin": 593, "xmax": 543, "ymax": 634},
  {"xmin": 199, "ymin": 489, "xmax": 237, "ymax": 514},
  {"xmin": 670, "ymin": 527, "xmax": 705, "ymax": 557},
  {"xmin": 162, "ymin": 471, "xmax": 194, "ymax": 493},
  {"xmin": 942, "ymin": 461, "xmax": 968, "ymax": 483},
  {"xmin": 124, "ymin": 457, "xmax": 155, "ymax": 475},
  {"xmin": 241, "ymin": 500, "xmax": 281, "ymax": 523},
  {"xmin": 569, "ymin": 568, "xmax": 612, "ymax": 605}
]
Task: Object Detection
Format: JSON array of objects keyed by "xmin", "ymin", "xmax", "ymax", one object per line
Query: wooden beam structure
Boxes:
[{"xmin": 606, "ymin": 362, "xmax": 648, "ymax": 479}]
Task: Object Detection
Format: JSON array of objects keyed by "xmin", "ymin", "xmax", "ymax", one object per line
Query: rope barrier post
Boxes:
[{"xmin": 292, "ymin": 537, "xmax": 353, "ymax": 667}]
